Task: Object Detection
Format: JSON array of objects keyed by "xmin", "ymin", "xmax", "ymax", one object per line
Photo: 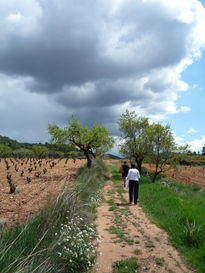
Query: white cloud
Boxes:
[
  {"xmin": 187, "ymin": 136, "xmax": 205, "ymax": 152},
  {"xmin": 6, "ymin": 12, "xmax": 23, "ymax": 22},
  {"xmin": 187, "ymin": 127, "xmax": 197, "ymax": 134},
  {"xmin": 180, "ymin": 106, "xmax": 191, "ymax": 112},
  {"xmin": 0, "ymin": 0, "xmax": 42, "ymax": 37},
  {"xmin": 174, "ymin": 135, "xmax": 185, "ymax": 146},
  {"xmin": 192, "ymin": 84, "xmax": 198, "ymax": 88},
  {"xmin": 174, "ymin": 131, "xmax": 204, "ymax": 153}
]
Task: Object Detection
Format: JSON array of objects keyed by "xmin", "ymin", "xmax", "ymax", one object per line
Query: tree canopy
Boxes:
[
  {"xmin": 32, "ymin": 145, "xmax": 49, "ymax": 159},
  {"xmin": 0, "ymin": 144, "xmax": 12, "ymax": 158},
  {"xmin": 118, "ymin": 110, "xmax": 188, "ymax": 182},
  {"xmin": 48, "ymin": 116, "xmax": 114, "ymax": 167},
  {"xmin": 118, "ymin": 110, "xmax": 150, "ymax": 172},
  {"xmin": 146, "ymin": 123, "xmax": 176, "ymax": 182}
]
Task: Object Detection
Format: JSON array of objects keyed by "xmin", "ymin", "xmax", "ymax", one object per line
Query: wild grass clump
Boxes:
[
  {"xmin": 182, "ymin": 218, "xmax": 202, "ymax": 248},
  {"xmin": 0, "ymin": 159, "xmax": 106, "ymax": 273},
  {"xmin": 112, "ymin": 257, "xmax": 140, "ymax": 273}
]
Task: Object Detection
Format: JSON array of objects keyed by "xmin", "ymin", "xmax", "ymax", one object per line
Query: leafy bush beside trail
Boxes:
[{"xmin": 0, "ymin": 159, "xmax": 107, "ymax": 273}]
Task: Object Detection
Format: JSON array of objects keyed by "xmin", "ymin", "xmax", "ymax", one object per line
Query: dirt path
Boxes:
[{"xmin": 95, "ymin": 177, "xmax": 194, "ymax": 273}]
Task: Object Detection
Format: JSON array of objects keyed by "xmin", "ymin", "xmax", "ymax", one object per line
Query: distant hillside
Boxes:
[
  {"xmin": 105, "ymin": 153, "xmax": 121, "ymax": 159},
  {"xmin": 0, "ymin": 135, "xmax": 118, "ymax": 159},
  {"xmin": 0, "ymin": 135, "xmax": 45, "ymax": 150},
  {"xmin": 0, "ymin": 135, "xmax": 22, "ymax": 149},
  {"xmin": 0, "ymin": 135, "xmax": 74, "ymax": 157}
]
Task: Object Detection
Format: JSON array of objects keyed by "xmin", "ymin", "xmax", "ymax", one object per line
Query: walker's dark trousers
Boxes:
[{"xmin": 129, "ymin": 180, "xmax": 139, "ymax": 204}]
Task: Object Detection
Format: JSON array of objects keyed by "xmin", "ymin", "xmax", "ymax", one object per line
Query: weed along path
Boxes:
[{"xmin": 95, "ymin": 168, "xmax": 193, "ymax": 273}]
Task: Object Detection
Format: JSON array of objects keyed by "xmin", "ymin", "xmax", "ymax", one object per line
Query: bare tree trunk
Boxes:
[
  {"xmin": 152, "ymin": 171, "xmax": 160, "ymax": 183},
  {"xmin": 137, "ymin": 160, "xmax": 143, "ymax": 173},
  {"xmin": 135, "ymin": 157, "xmax": 143, "ymax": 173},
  {"xmin": 90, "ymin": 150, "xmax": 96, "ymax": 159},
  {"xmin": 84, "ymin": 150, "xmax": 92, "ymax": 168}
]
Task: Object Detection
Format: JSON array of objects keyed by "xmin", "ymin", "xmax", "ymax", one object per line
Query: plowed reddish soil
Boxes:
[
  {"xmin": 0, "ymin": 158, "xmax": 86, "ymax": 227},
  {"xmin": 143, "ymin": 163, "xmax": 205, "ymax": 187}
]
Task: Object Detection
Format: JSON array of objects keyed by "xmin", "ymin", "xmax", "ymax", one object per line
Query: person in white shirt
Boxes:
[{"xmin": 125, "ymin": 164, "xmax": 140, "ymax": 205}]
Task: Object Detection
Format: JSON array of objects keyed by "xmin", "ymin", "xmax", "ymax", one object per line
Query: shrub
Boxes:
[
  {"xmin": 112, "ymin": 257, "xmax": 140, "ymax": 273},
  {"xmin": 183, "ymin": 218, "xmax": 202, "ymax": 248},
  {"xmin": 54, "ymin": 216, "xmax": 100, "ymax": 272}
]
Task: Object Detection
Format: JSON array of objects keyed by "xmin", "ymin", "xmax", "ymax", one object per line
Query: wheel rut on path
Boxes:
[{"xmin": 95, "ymin": 177, "xmax": 194, "ymax": 273}]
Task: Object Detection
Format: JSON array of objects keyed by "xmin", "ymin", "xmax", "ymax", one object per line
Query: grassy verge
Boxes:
[
  {"xmin": 139, "ymin": 174, "xmax": 205, "ymax": 273},
  {"xmin": 0, "ymin": 159, "xmax": 107, "ymax": 273},
  {"xmin": 108, "ymin": 163, "xmax": 205, "ymax": 273}
]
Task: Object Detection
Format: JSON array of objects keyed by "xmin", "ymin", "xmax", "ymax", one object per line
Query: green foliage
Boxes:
[
  {"xmin": 0, "ymin": 135, "xmax": 75, "ymax": 158},
  {"xmin": 146, "ymin": 122, "xmax": 177, "ymax": 182},
  {"xmin": 48, "ymin": 115, "xmax": 114, "ymax": 167},
  {"xmin": 12, "ymin": 148, "xmax": 34, "ymax": 158},
  {"xmin": 112, "ymin": 257, "xmax": 139, "ymax": 273},
  {"xmin": 183, "ymin": 218, "xmax": 202, "ymax": 247},
  {"xmin": 118, "ymin": 110, "xmax": 189, "ymax": 181},
  {"xmin": 146, "ymin": 122, "xmax": 189, "ymax": 183},
  {"xmin": 32, "ymin": 145, "xmax": 49, "ymax": 158},
  {"xmin": 118, "ymin": 110, "xmax": 150, "ymax": 171},
  {"xmin": 155, "ymin": 257, "xmax": 165, "ymax": 266},
  {"xmin": 0, "ymin": 143, "xmax": 12, "ymax": 158},
  {"xmin": 134, "ymin": 248, "xmax": 141, "ymax": 255},
  {"xmin": 48, "ymin": 150, "xmax": 64, "ymax": 158},
  {"xmin": 0, "ymin": 135, "xmax": 20, "ymax": 150}
]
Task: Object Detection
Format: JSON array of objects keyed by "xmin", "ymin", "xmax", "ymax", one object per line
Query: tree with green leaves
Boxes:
[
  {"xmin": 48, "ymin": 116, "xmax": 114, "ymax": 168},
  {"xmin": 12, "ymin": 148, "xmax": 33, "ymax": 158},
  {"xmin": 146, "ymin": 122, "xmax": 188, "ymax": 183},
  {"xmin": 32, "ymin": 145, "xmax": 49, "ymax": 159},
  {"xmin": 118, "ymin": 110, "xmax": 150, "ymax": 172},
  {"xmin": 0, "ymin": 144, "xmax": 12, "ymax": 158}
]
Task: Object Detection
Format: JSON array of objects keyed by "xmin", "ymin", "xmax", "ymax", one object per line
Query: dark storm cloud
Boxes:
[
  {"xmin": 0, "ymin": 0, "xmax": 204, "ymax": 143},
  {"xmin": 55, "ymin": 78, "xmax": 150, "ymax": 108},
  {"xmin": 0, "ymin": 0, "xmax": 191, "ymax": 95},
  {"xmin": 55, "ymin": 105, "xmax": 120, "ymax": 136}
]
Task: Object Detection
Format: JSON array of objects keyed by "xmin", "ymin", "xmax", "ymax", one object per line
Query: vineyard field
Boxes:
[
  {"xmin": 0, "ymin": 158, "xmax": 86, "ymax": 227},
  {"xmin": 143, "ymin": 163, "xmax": 205, "ymax": 187}
]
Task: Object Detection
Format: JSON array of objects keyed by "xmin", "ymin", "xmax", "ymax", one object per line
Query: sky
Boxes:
[{"xmin": 0, "ymin": 0, "xmax": 205, "ymax": 154}]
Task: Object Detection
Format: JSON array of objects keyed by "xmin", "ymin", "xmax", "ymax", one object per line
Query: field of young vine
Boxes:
[
  {"xmin": 0, "ymin": 158, "xmax": 86, "ymax": 227},
  {"xmin": 143, "ymin": 163, "xmax": 205, "ymax": 186}
]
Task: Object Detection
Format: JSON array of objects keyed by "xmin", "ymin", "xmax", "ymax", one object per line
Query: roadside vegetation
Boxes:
[
  {"xmin": 139, "ymin": 168, "xmax": 205, "ymax": 273},
  {"xmin": 0, "ymin": 159, "xmax": 107, "ymax": 273},
  {"xmin": 108, "ymin": 162, "xmax": 205, "ymax": 273},
  {"xmin": 112, "ymin": 257, "xmax": 139, "ymax": 273}
]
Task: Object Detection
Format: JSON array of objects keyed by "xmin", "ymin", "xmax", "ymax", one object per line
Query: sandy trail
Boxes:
[{"xmin": 95, "ymin": 178, "xmax": 194, "ymax": 273}]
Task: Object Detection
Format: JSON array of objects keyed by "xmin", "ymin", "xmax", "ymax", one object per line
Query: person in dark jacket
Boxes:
[{"xmin": 120, "ymin": 161, "xmax": 130, "ymax": 187}]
